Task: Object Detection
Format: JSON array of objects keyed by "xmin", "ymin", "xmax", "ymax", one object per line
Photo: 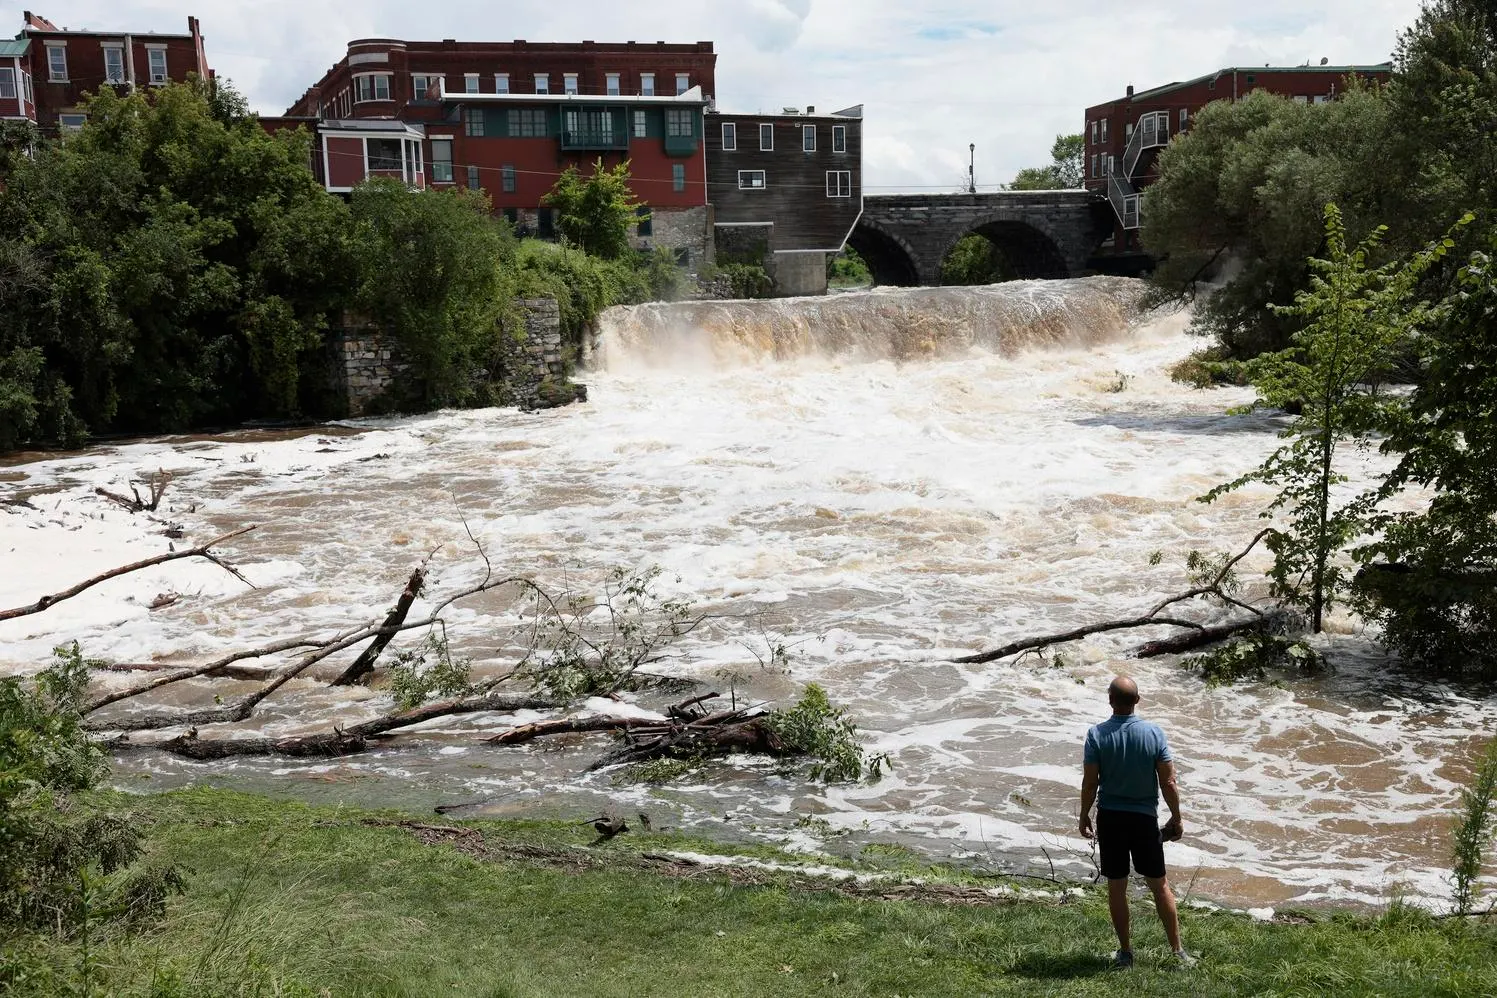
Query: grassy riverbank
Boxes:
[{"xmin": 4, "ymin": 789, "xmax": 1494, "ymax": 997}]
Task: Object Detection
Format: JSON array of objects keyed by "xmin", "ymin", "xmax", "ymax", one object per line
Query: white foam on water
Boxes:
[{"xmin": 2, "ymin": 278, "xmax": 1493, "ymax": 910}]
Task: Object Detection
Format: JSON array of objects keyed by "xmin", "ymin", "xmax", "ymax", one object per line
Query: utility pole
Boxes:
[{"xmin": 968, "ymin": 143, "xmax": 976, "ymax": 194}]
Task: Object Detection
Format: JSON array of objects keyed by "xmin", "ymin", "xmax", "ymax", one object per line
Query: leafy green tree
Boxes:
[
  {"xmin": 350, "ymin": 181, "xmax": 512, "ymax": 408},
  {"xmin": 1357, "ymin": 233, "xmax": 1497, "ymax": 675},
  {"xmin": 543, "ymin": 159, "xmax": 641, "ymax": 260},
  {"xmin": 940, "ymin": 234, "xmax": 1015, "ymax": 285},
  {"xmin": 1009, "ymin": 133, "xmax": 1084, "ymax": 190},
  {"xmin": 1204, "ymin": 204, "xmax": 1465, "ymax": 632},
  {"xmin": 827, "ymin": 247, "xmax": 871, "ymax": 287},
  {"xmin": 1143, "ymin": 86, "xmax": 1390, "ymax": 358}
]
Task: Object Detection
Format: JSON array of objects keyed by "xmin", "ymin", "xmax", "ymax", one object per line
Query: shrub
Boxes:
[
  {"xmin": 1451, "ymin": 739, "xmax": 1497, "ymax": 917},
  {"xmin": 764, "ymin": 684, "xmax": 890, "ymax": 783}
]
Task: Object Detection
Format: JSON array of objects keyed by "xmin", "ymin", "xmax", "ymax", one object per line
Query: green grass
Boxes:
[{"xmin": 4, "ymin": 789, "xmax": 1495, "ymax": 997}]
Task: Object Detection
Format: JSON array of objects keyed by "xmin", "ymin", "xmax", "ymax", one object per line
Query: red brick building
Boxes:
[
  {"xmin": 5, "ymin": 10, "xmax": 210, "ymax": 136},
  {"xmin": 270, "ymin": 38, "xmax": 718, "ymax": 262},
  {"xmin": 1084, "ymin": 63, "xmax": 1391, "ymax": 265}
]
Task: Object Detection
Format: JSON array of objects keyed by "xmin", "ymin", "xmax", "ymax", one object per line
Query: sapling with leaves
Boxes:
[{"xmin": 1202, "ymin": 204, "xmax": 1473, "ymax": 632}]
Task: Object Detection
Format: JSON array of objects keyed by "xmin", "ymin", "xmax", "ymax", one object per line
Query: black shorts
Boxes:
[{"xmin": 1097, "ymin": 808, "xmax": 1166, "ymax": 880}]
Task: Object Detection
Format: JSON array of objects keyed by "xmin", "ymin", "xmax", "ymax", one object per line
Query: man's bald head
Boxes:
[{"xmin": 1108, "ymin": 675, "xmax": 1140, "ymax": 713}]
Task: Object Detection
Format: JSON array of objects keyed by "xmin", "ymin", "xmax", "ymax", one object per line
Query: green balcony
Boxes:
[{"xmin": 664, "ymin": 134, "xmax": 699, "ymax": 157}]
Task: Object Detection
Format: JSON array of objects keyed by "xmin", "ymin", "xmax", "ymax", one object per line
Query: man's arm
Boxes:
[
  {"xmin": 1157, "ymin": 759, "xmax": 1182, "ymax": 835},
  {"xmin": 1079, "ymin": 763, "xmax": 1099, "ymax": 839}
]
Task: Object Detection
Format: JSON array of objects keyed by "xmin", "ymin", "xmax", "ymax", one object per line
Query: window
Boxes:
[
  {"xmin": 665, "ymin": 108, "xmax": 693, "ymax": 137},
  {"xmin": 832, "ymin": 124, "xmax": 846, "ymax": 153},
  {"xmin": 564, "ymin": 73, "xmax": 579, "ymax": 95},
  {"xmin": 606, "ymin": 73, "xmax": 620, "ymax": 96},
  {"xmin": 467, "ymin": 164, "xmax": 481, "ymax": 190},
  {"xmin": 367, "ymin": 138, "xmax": 402, "ymax": 172},
  {"xmin": 1313, "ymin": 94, "xmax": 1330, "ymax": 104},
  {"xmin": 465, "ymin": 74, "xmax": 480, "ymax": 94},
  {"xmin": 565, "ymin": 108, "xmax": 614, "ymax": 145},
  {"xmin": 633, "ymin": 109, "xmax": 647, "ymax": 137},
  {"xmin": 673, "ymin": 163, "xmax": 685, "ymax": 192},
  {"xmin": 1090, "ymin": 121, "xmax": 1098, "ymax": 144},
  {"xmin": 1090, "ymin": 153, "xmax": 1098, "ymax": 177},
  {"xmin": 509, "ymin": 109, "xmax": 547, "ymax": 137},
  {"xmin": 412, "ymin": 74, "xmax": 436, "ymax": 99},
  {"xmin": 802, "ymin": 124, "xmax": 816, "ymax": 152},
  {"xmin": 46, "ymin": 44, "xmax": 66, "ymax": 82},
  {"xmin": 534, "ymin": 73, "xmax": 549, "ymax": 94},
  {"xmin": 147, "ymin": 47, "xmax": 168, "ymax": 84},
  {"xmin": 738, "ymin": 169, "xmax": 766, "ymax": 190},
  {"xmin": 0, "ymin": 68, "xmax": 13, "ymax": 99},
  {"xmin": 465, "ymin": 107, "xmax": 485, "ymax": 137},
  {"xmin": 502, "ymin": 165, "xmax": 516, "ymax": 193},
  {"xmin": 430, "ymin": 139, "xmax": 453, "ymax": 183},
  {"xmin": 826, "ymin": 170, "xmax": 852, "ymax": 197},
  {"xmin": 1107, "ymin": 154, "xmax": 1115, "ymax": 175},
  {"xmin": 495, "ymin": 73, "xmax": 509, "ymax": 94},
  {"xmin": 676, "ymin": 73, "xmax": 690, "ymax": 95},
  {"xmin": 1179, "ymin": 108, "xmax": 1188, "ymax": 129},
  {"xmin": 538, "ymin": 207, "xmax": 555, "ymax": 238},
  {"xmin": 59, "ymin": 112, "xmax": 85, "ymax": 135},
  {"xmin": 1125, "ymin": 121, "xmax": 1133, "ymax": 140},
  {"xmin": 635, "ymin": 205, "xmax": 652, "ymax": 236},
  {"xmin": 1245, "ymin": 74, "xmax": 1257, "ymax": 85},
  {"xmin": 759, "ymin": 122, "xmax": 773, "ymax": 151},
  {"xmin": 640, "ymin": 73, "xmax": 655, "ymax": 96},
  {"xmin": 1101, "ymin": 118, "xmax": 1108, "ymax": 142},
  {"xmin": 355, "ymin": 74, "xmax": 390, "ymax": 102},
  {"xmin": 721, "ymin": 121, "xmax": 736, "ymax": 150},
  {"xmin": 1293, "ymin": 94, "xmax": 1309, "ymax": 104}
]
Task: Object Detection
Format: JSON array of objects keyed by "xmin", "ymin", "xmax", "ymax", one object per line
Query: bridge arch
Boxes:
[
  {"xmin": 846, "ymin": 217, "xmax": 922, "ymax": 287},
  {"xmin": 938, "ymin": 216, "xmax": 1070, "ymax": 283}
]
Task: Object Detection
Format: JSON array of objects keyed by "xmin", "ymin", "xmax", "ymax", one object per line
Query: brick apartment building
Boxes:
[
  {"xmin": 2, "ymin": 10, "xmax": 210, "ymax": 136},
  {"xmin": 268, "ymin": 38, "xmax": 719, "ymax": 262},
  {"xmin": 705, "ymin": 105, "xmax": 863, "ymax": 295},
  {"xmin": 1084, "ymin": 62, "xmax": 1391, "ymax": 267}
]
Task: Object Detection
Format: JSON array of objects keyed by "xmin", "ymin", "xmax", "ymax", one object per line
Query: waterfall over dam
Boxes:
[{"xmin": 593, "ymin": 277, "xmax": 1148, "ymax": 369}]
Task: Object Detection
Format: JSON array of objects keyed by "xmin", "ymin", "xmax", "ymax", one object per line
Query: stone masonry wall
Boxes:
[
  {"xmin": 630, "ymin": 204, "xmax": 714, "ymax": 270},
  {"xmin": 334, "ymin": 325, "xmax": 410, "ymax": 417}
]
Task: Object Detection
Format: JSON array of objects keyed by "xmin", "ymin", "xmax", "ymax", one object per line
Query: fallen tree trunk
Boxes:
[
  {"xmin": 329, "ymin": 567, "xmax": 427, "ymax": 687},
  {"xmin": 951, "ymin": 615, "xmax": 1208, "ymax": 665},
  {"xmin": 487, "ymin": 714, "xmax": 671, "ymax": 745},
  {"xmin": 0, "ymin": 525, "xmax": 256, "ymax": 622},
  {"xmin": 1133, "ymin": 615, "xmax": 1282, "ymax": 658}
]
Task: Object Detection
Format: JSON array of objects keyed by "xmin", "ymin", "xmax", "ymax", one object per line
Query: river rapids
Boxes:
[{"xmin": 2, "ymin": 276, "xmax": 1493, "ymax": 913}]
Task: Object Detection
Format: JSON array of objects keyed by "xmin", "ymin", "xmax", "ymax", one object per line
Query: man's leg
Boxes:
[
  {"xmin": 1107, "ymin": 877, "xmax": 1131, "ymax": 951},
  {"xmin": 1144, "ymin": 876, "xmax": 1182, "ymax": 952}
]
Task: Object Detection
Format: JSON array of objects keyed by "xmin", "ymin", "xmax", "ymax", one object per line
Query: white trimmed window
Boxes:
[
  {"xmin": 633, "ymin": 110, "xmax": 647, "ymax": 137},
  {"xmin": 802, "ymin": 124, "xmax": 816, "ymax": 152},
  {"xmin": 675, "ymin": 72, "xmax": 689, "ymax": 94},
  {"xmin": 534, "ymin": 73, "xmax": 549, "ymax": 94},
  {"xmin": 832, "ymin": 124, "xmax": 846, "ymax": 153},
  {"xmin": 0, "ymin": 68, "xmax": 14, "ymax": 99},
  {"xmin": 1090, "ymin": 121, "xmax": 1098, "ymax": 143},
  {"xmin": 102, "ymin": 45, "xmax": 125, "ymax": 84},
  {"xmin": 1101, "ymin": 118, "xmax": 1109, "ymax": 142},
  {"xmin": 759, "ymin": 122, "xmax": 773, "ymax": 151},
  {"xmin": 738, "ymin": 169, "xmax": 766, "ymax": 190},
  {"xmin": 355, "ymin": 74, "xmax": 391, "ymax": 103},
  {"xmin": 640, "ymin": 72, "xmax": 655, "ymax": 96},
  {"xmin": 1179, "ymin": 107, "xmax": 1189, "ymax": 129},
  {"xmin": 826, "ymin": 170, "xmax": 852, "ymax": 197},
  {"xmin": 465, "ymin": 74, "xmax": 480, "ymax": 94},
  {"xmin": 147, "ymin": 46, "xmax": 168, "ymax": 84},
  {"xmin": 46, "ymin": 43, "xmax": 66, "ymax": 82},
  {"xmin": 606, "ymin": 73, "xmax": 620, "ymax": 96},
  {"xmin": 721, "ymin": 121, "xmax": 736, "ymax": 150},
  {"xmin": 495, "ymin": 73, "xmax": 509, "ymax": 94},
  {"xmin": 412, "ymin": 74, "xmax": 436, "ymax": 99},
  {"xmin": 59, "ymin": 112, "xmax": 85, "ymax": 135},
  {"xmin": 564, "ymin": 73, "xmax": 579, "ymax": 95},
  {"xmin": 431, "ymin": 138, "xmax": 453, "ymax": 183}
]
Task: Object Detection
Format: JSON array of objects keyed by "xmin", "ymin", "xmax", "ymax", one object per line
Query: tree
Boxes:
[
  {"xmin": 1203, "ymin": 204, "xmax": 1466, "ymax": 632},
  {"xmin": 1009, "ymin": 133, "xmax": 1084, "ymax": 190},
  {"xmin": 1142, "ymin": 86, "xmax": 1391, "ymax": 358},
  {"xmin": 350, "ymin": 181, "xmax": 512, "ymax": 408},
  {"xmin": 1357, "ymin": 232, "xmax": 1497, "ymax": 675},
  {"xmin": 543, "ymin": 159, "xmax": 642, "ymax": 260},
  {"xmin": 939, "ymin": 234, "xmax": 1014, "ymax": 285}
]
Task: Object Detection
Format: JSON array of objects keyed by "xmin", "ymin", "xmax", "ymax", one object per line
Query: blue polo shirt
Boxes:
[{"xmin": 1083, "ymin": 714, "xmax": 1173, "ymax": 816}]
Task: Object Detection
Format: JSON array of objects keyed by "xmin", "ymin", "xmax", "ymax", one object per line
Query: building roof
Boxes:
[
  {"xmin": 0, "ymin": 39, "xmax": 29, "ymax": 57},
  {"xmin": 319, "ymin": 118, "xmax": 426, "ymax": 137},
  {"xmin": 709, "ymin": 103, "xmax": 862, "ymax": 121},
  {"xmin": 19, "ymin": 10, "xmax": 194, "ymax": 39},
  {"xmin": 1126, "ymin": 63, "xmax": 1392, "ymax": 103},
  {"xmin": 451, "ymin": 84, "xmax": 709, "ymax": 106}
]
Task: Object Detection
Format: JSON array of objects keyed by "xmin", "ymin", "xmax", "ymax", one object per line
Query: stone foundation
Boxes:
[{"xmin": 632, "ymin": 204, "xmax": 714, "ymax": 270}]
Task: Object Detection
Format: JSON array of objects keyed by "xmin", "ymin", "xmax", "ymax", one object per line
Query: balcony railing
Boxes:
[
  {"xmin": 1122, "ymin": 110, "xmax": 1170, "ymax": 180},
  {"xmin": 561, "ymin": 126, "xmax": 628, "ymax": 150}
]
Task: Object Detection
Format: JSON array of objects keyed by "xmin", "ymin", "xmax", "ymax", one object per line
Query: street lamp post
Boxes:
[{"xmin": 968, "ymin": 143, "xmax": 976, "ymax": 194}]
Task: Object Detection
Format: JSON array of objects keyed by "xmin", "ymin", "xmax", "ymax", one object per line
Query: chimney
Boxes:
[
  {"xmin": 806, "ymin": 105, "xmax": 815, "ymax": 114},
  {"xmin": 1126, "ymin": 84, "xmax": 1134, "ymax": 97}
]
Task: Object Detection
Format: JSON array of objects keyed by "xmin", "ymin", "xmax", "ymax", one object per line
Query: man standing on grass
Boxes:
[{"xmin": 1078, "ymin": 675, "xmax": 1197, "ymax": 969}]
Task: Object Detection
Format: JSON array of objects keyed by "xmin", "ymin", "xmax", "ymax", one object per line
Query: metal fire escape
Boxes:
[{"xmin": 1107, "ymin": 110, "xmax": 1171, "ymax": 231}]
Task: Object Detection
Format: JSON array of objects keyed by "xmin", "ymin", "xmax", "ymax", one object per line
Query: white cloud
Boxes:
[{"xmin": 22, "ymin": 0, "xmax": 1424, "ymax": 189}]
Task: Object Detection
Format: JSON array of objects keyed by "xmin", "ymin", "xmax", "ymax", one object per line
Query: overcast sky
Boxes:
[{"xmin": 29, "ymin": 0, "xmax": 1425, "ymax": 191}]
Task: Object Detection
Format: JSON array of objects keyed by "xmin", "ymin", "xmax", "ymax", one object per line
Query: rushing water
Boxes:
[{"xmin": 2, "ymin": 277, "xmax": 1493, "ymax": 912}]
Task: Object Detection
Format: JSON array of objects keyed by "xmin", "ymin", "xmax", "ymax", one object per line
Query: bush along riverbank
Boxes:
[{"xmin": 2, "ymin": 788, "xmax": 1494, "ymax": 997}]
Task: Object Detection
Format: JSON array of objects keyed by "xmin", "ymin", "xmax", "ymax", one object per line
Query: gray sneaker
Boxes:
[
  {"xmin": 1171, "ymin": 949, "xmax": 1199, "ymax": 969},
  {"xmin": 1110, "ymin": 949, "xmax": 1134, "ymax": 970}
]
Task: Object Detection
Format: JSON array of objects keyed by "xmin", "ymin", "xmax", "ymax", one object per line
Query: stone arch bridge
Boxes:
[{"xmin": 849, "ymin": 191, "xmax": 1113, "ymax": 286}]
